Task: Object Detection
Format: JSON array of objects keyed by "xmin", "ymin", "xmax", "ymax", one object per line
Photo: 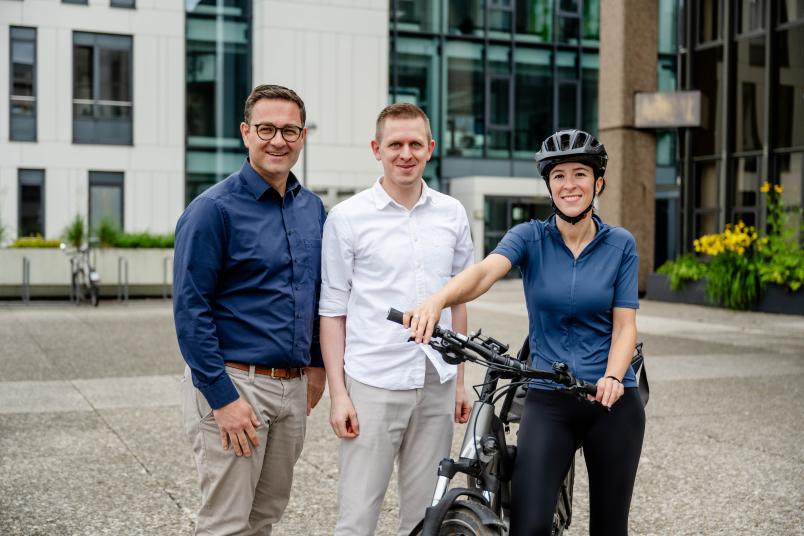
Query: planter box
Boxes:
[
  {"xmin": 645, "ymin": 272, "xmax": 803, "ymax": 315},
  {"xmin": 0, "ymin": 248, "xmax": 173, "ymax": 299}
]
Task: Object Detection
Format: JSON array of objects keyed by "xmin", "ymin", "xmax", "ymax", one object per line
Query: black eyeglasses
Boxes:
[{"xmin": 251, "ymin": 122, "xmax": 304, "ymax": 142}]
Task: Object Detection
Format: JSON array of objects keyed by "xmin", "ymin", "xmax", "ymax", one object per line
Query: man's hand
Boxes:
[
  {"xmin": 305, "ymin": 367, "xmax": 327, "ymax": 416},
  {"xmin": 329, "ymin": 394, "xmax": 359, "ymax": 438},
  {"xmin": 212, "ymin": 398, "xmax": 261, "ymax": 457},
  {"xmin": 454, "ymin": 383, "xmax": 471, "ymax": 423}
]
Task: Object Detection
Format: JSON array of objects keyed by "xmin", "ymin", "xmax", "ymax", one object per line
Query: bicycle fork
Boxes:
[{"xmin": 431, "ymin": 400, "xmax": 498, "ymax": 506}]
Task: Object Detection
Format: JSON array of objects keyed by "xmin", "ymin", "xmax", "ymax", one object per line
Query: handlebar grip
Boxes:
[
  {"xmin": 578, "ymin": 380, "xmax": 597, "ymax": 397},
  {"xmin": 387, "ymin": 308, "xmax": 405, "ymax": 325}
]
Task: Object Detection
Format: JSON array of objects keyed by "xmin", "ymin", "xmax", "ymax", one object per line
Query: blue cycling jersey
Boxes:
[{"xmin": 492, "ymin": 214, "xmax": 640, "ymax": 389}]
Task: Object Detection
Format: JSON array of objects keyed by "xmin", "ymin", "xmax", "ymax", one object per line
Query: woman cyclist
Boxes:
[{"xmin": 405, "ymin": 129, "xmax": 645, "ymax": 536}]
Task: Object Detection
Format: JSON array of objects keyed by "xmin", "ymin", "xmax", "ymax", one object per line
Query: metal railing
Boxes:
[
  {"xmin": 117, "ymin": 256, "xmax": 129, "ymax": 303},
  {"xmin": 21, "ymin": 257, "xmax": 31, "ymax": 304},
  {"xmin": 163, "ymin": 256, "xmax": 172, "ymax": 300}
]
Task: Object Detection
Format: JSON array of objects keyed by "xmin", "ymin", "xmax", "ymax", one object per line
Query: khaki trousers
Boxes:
[
  {"xmin": 334, "ymin": 361, "xmax": 456, "ymax": 536},
  {"xmin": 182, "ymin": 365, "xmax": 307, "ymax": 536}
]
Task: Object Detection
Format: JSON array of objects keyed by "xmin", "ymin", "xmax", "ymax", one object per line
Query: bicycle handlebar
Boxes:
[{"xmin": 386, "ymin": 308, "xmax": 597, "ymax": 396}]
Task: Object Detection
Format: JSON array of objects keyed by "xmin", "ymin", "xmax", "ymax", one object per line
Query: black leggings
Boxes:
[{"xmin": 510, "ymin": 388, "xmax": 645, "ymax": 536}]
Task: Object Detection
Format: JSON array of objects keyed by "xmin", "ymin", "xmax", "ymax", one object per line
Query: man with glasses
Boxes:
[{"xmin": 174, "ymin": 84, "xmax": 326, "ymax": 535}]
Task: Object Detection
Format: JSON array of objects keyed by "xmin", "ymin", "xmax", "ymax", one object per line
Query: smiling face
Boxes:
[
  {"xmin": 240, "ymin": 98, "xmax": 306, "ymax": 183},
  {"xmin": 548, "ymin": 161, "xmax": 604, "ymax": 217},
  {"xmin": 371, "ymin": 116, "xmax": 435, "ymax": 192}
]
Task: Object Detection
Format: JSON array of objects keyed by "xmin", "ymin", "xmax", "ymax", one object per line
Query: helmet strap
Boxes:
[{"xmin": 553, "ymin": 201, "xmax": 595, "ymax": 225}]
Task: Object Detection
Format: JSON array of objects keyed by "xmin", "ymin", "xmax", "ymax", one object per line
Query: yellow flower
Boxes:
[
  {"xmin": 774, "ymin": 184, "xmax": 783, "ymax": 194},
  {"xmin": 760, "ymin": 182, "xmax": 770, "ymax": 193}
]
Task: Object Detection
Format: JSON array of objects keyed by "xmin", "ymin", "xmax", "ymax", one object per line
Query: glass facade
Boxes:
[
  {"xmin": 9, "ymin": 27, "xmax": 36, "ymax": 142},
  {"xmin": 72, "ymin": 32, "xmax": 133, "ymax": 145},
  {"xmin": 678, "ymin": 0, "xmax": 804, "ymax": 253},
  {"xmin": 389, "ymin": 0, "xmax": 600, "ymax": 188},
  {"xmin": 185, "ymin": 0, "xmax": 251, "ymax": 204}
]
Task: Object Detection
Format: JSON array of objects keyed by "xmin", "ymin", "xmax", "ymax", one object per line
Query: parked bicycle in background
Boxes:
[{"xmin": 60, "ymin": 242, "xmax": 100, "ymax": 307}]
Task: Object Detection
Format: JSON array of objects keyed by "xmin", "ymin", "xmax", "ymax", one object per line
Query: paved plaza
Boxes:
[{"xmin": 1, "ymin": 280, "xmax": 803, "ymax": 535}]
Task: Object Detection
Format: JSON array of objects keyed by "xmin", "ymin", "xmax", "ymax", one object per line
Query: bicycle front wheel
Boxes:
[{"xmin": 438, "ymin": 501, "xmax": 503, "ymax": 536}]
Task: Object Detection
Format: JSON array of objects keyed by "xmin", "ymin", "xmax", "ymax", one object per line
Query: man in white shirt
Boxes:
[{"xmin": 320, "ymin": 103, "xmax": 474, "ymax": 536}]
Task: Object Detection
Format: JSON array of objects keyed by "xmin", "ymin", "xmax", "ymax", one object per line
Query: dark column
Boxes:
[{"xmin": 597, "ymin": 0, "xmax": 658, "ymax": 291}]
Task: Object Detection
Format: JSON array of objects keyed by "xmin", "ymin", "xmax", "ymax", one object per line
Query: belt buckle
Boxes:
[{"xmin": 270, "ymin": 367, "xmax": 280, "ymax": 379}]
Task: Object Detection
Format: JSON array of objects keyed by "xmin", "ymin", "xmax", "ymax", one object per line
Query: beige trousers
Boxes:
[
  {"xmin": 182, "ymin": 365, "xmax": 307, "ymax": 536},
  {"xmin": 334, "ymin": 361, "xmax": 456, "ymax": 536}
]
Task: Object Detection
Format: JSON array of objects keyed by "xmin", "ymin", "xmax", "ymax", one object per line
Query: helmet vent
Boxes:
[
  {"xmin": 559, "ymin": 133, "xmax": 571, "ymax": 150},
  {"xmin": 572, "ymin": 132, "xmax": 588, "ymax": 149},
  {"xmin": 546, "ymin": 137, "xmax": 557, "ymax": 152}
]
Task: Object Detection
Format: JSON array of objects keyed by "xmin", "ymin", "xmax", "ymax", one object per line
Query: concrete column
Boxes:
[{"xmin": 597, "ymin": 0, "xmax": 658, "ymax": 291}]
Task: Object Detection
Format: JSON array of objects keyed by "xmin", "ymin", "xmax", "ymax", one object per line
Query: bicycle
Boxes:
[
  {"xmin": 61, "ymin": 243, "xmax": 101, "ymax": 307},
  {"xmin": 387, "ymin": 308, "xmax": 644, "ymax": 536}
]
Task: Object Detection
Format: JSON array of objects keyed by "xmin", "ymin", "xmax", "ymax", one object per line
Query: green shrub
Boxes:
[
  {"xmin": 63, "ymin": 215, "xmax": 86, "ymax": 249},
  {"xmin": 110, "ymin": 231, "xmax": 174, "ymax": 248},
  {"xmin": 656, "ymin": 254, "xmax": 707, "ymax": 290},
  {"xmin": 11, "ymin": 236, "xmax": 62, "ymax": 248},
  {"xmin": 96, "ymin": 218, "xmax": 121, "ymax": 248}
]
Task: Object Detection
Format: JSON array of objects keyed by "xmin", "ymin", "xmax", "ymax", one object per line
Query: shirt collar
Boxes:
[
  {"xmin": 240, "ymin": 159, "xmax": 302, "ymax": 200},
  {"xmin": 545, "ymin": 213, "xmax": 609, "ymax": 245},
  {"xmin": 371, "ymin": 176, "xmax": 435, "ymax": 211}
]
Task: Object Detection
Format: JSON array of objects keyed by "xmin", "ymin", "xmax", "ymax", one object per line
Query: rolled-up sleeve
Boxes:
[
  {"xmin": 173, "ymin": 196, "xmax": 239, "ymax": 409},
  {"xmin": 319, "ymin": 209, "xmax": 354, "ymax": 317},
  {"xmin": 452, "ymin": 203, "xmax": 475, "ymax": 275}
]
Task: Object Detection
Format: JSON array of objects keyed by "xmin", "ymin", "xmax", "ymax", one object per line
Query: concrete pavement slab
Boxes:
[{"xmin": 0, "ymin": 381, "xmax": 92, "ymax": 414}]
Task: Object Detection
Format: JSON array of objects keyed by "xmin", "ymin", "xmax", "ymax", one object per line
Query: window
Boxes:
[
  {"xmin": 186, "ymin": 0, "xmax": 251, "ymax": 204},
  {"xmin": 62, "ymin": 0, "xmax": 88, "ymax": 4},
  {"xmin": 392, "ymin": 37, "xmax": 440, "ymax": 153},
  {"xmin": 735, "ymin": 0, "xmax": 765, "ymax": 36},
  {"xmin": 392, "ymin": 0, "xmax": 440, "ymax": 32},
  {"xmin": 88, "ymin": 172, "xmax": 124, "ymax": 233},
  {"xmin": 73, "ymin": 32, "xmax": 133, "ymax": 145},
  {"xmin": 18, "ymin": 169, "xmax": 44, "ymax": 237},
  {"xmin": 445, "ymin": 42, "xmax": 484, "ymax": 157},
  {"xmin": 514, "ymin": 47, "xmax": 551, "ymax": 158},
  {"xmin": 10, "ymin": 27, "xmax": 36, "ymax": 142},
  {"xmin": 111, "ymin": 0, "xmax": 136, "ymax": 8},
  {"xmin": 515, "ymin": 0, "xmax": 553, "ymax": 42}
]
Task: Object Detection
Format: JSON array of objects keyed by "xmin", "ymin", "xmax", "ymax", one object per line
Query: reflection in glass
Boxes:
[
  {"xmin": 776, "ymin": 25, "xmax": 804, "ymax": 148},
  {"xmin": 695, "ymin": 212, "xmax": 718, "ymax": 236},
  {"xmin": 558, "ymin": 16, "xmax": 580, "ymax": 44},
  {"xmin": 582, "ymin": 0, "xmax": 600, "ymax": 45},
  {"xmin": 735, "ymin": 0, "xmax": 765, "ymax": 35},
  {"xmin": 446, "ymin": 42, "xmax": 484, "ymax": 157},
  {"xmin": 18, "ymin": 169, "xmax": 44, "ymax": 237},
  {"xmin": 775, "ymin": 153, "xmax": 803, "ymax": 238},
  {"xmin": 733, "ymin": 156, "xmax": 760, "ymax": 208},
  {"xmin": 10, "ymin": 27, "xmax": 36, "ymax": 141},
  {"xmin": 581, "ymin": 53, "xmax": 598, "ymax": 135},
  {"xmin": 658, "ymin": 0, "xmax": 678, "ymax": 53},
  {"xmin": 72, "ymin": 32, "xmax": 133, "ymax": 145},
  {"xmin": 88, "ymin": 172, "xmax": 124, "ymax": 232},
  {"xmin": 735, "ymin": 37, "xmax": 765, "ymax": 152},
  {"xmin": 515, "ymin": 47, "xmax": 551, "ymax": 158},
  {"xmin": 556, "ymin": 52, "xmax": 578, "ymax": 130},
  {"xmin": 692, "ymin": 46, "xmax": 723, "ymax": 156},
  {"xmin": 393, "ymin": 38, "xmax": 440, "ymax": 148},
  {"xmin": 695, "ymin": 161, "xmax": 718, "ymax": 209},
  {"xmin": 697, "ymin": 0, "xmax": 721, "ymax": 43},
  {"xmin": 448, "ymin": 0, "xmax": 484, "ymax": 36},
  {"xmin": 656, "ymin": 131, "xmax": 677, "ymax": 168},
  {"xmin": 392, "ymin": 0, "xmax": 440, "ymax": 32},
  {"xmin": 515, "ymin": 0, "xmax": 552, "ymax": 42},
  {"xmin": 185, "ymin": 0, "xmax": 250, "ymax": 203},
  {"xmin": 658, "ymin": 56, "xmax": 677, "ymax": 91},
  {"xmin": 779, "ymin": 0, "xmax": 804, "ymax": 23}
]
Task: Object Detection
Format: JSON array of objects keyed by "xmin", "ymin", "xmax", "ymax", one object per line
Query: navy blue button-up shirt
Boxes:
[{"xmin": 173, "ymin": 160, "xmax": 326, "ymax": 409}]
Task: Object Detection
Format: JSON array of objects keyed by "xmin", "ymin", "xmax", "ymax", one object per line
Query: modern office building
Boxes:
[{"xmin": 2, "ymin": 0, "xmax": 800, "ymax": 280}]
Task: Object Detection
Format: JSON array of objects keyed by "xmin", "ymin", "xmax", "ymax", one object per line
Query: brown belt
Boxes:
[{"xmin": 224, "ymin": 361, "xmax": 305, "ymax": 379}]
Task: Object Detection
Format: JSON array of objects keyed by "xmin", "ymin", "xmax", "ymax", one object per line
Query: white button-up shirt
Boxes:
[{"xmin": 319, "ymin": 178, "xmax": 474, "ymax": 390}]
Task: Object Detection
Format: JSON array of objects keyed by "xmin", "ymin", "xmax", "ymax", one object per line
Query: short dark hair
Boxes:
[
  {"xmin": 244, "ymin": 84, "xmax": 306, "ymax": 125},
  {"xmin": 375, "ymin": 102, "xmax": 432, "ymax": 142}
]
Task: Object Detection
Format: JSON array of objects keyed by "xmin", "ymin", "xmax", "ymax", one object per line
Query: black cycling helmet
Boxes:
[{"xmin": 535, "ymin": 129, "xmax": 608, "ymax": 225}]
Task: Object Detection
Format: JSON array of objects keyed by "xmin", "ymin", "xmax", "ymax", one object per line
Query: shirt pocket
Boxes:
[{"xmin": 422, "ymin": 229, "xmax": 456, "ymax": 278}]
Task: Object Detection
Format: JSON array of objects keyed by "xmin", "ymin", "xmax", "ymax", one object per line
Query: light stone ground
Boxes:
[{"xmin": 1, "ymin": 280, "xmax": 802, "ymax": 535}]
